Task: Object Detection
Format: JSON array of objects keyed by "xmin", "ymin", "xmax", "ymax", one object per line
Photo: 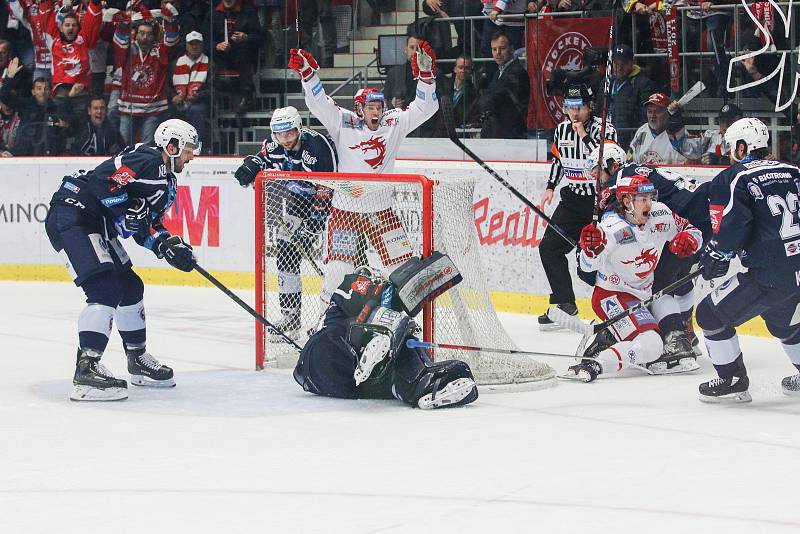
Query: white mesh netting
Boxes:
[{"xmin": 256, "ymin": 172, "xmax": 555, "ymax": 389}]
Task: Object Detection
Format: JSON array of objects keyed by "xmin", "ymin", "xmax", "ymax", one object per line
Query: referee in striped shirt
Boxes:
[{"xmin": 538, "ymin": 84, "xmax": 618, "ymax": 330}]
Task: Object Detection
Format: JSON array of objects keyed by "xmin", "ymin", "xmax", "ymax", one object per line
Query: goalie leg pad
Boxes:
[
  {"xmin": 353, "ymin": 333, "xmax": 392, "ymax": 386},
  {"xmin": 391, "ymin": 344, "xmax": 478, "ymax": 409}
]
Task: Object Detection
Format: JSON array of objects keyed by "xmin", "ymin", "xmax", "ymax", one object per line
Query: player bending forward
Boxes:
[
  {"xmin": 45, "ymin": 119, "xmax": 200, "ymax": 401},
  {"xmin": 293, "ymin": 256, "xmax": 478, "ymax": 409},
  {"xmin": 697, "ymin": 118, "xmax": 800, "ymax": 402},
  {"xmin": 234, "ymin": 106, "xmax": 337, "ymax": 339},
  {"xmin": 288, "ymin": 42, "xmax": 439, "ymax": 304},
  {"xmin": 565, "ymin": 174, "xmax": 703, "ymax": 382}
]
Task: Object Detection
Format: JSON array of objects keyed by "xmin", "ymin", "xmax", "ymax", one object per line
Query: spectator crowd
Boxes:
[{"xmin": 0, "ymin": 0, "xmax": 798, "ymax": 162}]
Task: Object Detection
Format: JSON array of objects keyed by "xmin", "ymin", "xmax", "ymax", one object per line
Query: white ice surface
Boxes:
[{"xmin": 2, "ymin": 281, "xmax": 800, "ymax": 534}]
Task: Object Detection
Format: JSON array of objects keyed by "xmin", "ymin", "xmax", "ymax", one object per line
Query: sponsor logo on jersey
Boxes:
[
  {"xmin": 747, "ymin": 182, "xmax": 764, "ymax": 200},
  {"xmin": 652, "ymin": 222, "xmax": 669, "ymax": 232},
  {"xmin": 709, "ymin": 204, "xmax": 724, "ymax": 234},
  {"xmin": 558, "ymin": 139, "xmax": 576, "ymax": 149},
  {"xmin": 785, "ymin": 239, "xmax": 800, "ymax": 256},
  {"xmin": 621, "ymin": 247, "xmax": 659, "ymax": 279},
  {"xmin": 349, "ymin": 135, "xmax": 387, "ymax": 169},
  {"xmin": 331, "ymin": 229, "xmax": 358, "ymax": 257},
  {"xmin": 301, "ymin": 151, "xmax": 318, "ymax": 166},
  {"xmin": 614, "ymin": 227, "xmax": 635, "ymax": 245},
  {"xmin": 63, "ymin": 182, "xmax": 80, "ymax": 193},
  {"xmin": 101, "ymin": 193, "xmax": 129, "ymax": 207},
  {"xmin": 109, "ymin": 165, "xmax": 137, "ymax": 193},
  {"xmin": 352, "ymin": 277, "xmax": 371, "ymax": 295},
  {"xmin": 648, "ymin": 209, "xmax": 669, "ymax": 217},
  {"xmin": 608, "ymin": 274, "xmax": 620, "ymax": 285}
]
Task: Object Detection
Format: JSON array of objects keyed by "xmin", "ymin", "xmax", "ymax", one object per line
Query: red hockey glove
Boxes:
[
  {"xmin": 669, "ymin": 231, "xmax": 699, "ymax": 259},
  {"xmin": 288, "ymin": 48, "xmax": 319, "ymax": 81},
  {"xmin": 579, "ymin": 223, "xmax": 606, "ymax": 258},
  {"xmin": 411, "ymin": 40, "xmax": 436, "ymax": 81}
]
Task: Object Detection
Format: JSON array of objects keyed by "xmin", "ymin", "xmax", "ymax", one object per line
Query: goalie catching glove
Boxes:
[{"xmin": 411, "ymin": 40, "xmax": 437, "ymax": 81}]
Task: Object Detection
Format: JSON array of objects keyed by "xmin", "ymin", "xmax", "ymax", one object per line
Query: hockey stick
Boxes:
[
  {"xmin": 439, "ymin": 94, "xmax": 576, "ymax": 247},
  {"xmin": 193, "ymin": 263, "xmax": 304, "ymax": 351},
  {"xmin": 406, "ymin": 339, "xmax": 599, "ymax": 362},
  {"xmin": 593, "ymin": 0, "xmax": 620, "ymax": 222},
  {"xmin": 547, "ymin": 268, "xmax": 703, "ymax": 336}
]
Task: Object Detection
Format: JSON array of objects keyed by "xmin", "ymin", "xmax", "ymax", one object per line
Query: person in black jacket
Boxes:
[
  {"xmin": 211, "ymin": 0, "xmax": 264, "ymax": 113},
  {"xmin": 71, "ymin": 96, "xmax": 124, "ymax": 156},
  {"xmin": 477, "ymin": 31, "xmax": 529, "ymax": 139},
  {"xmin": 603, "ymin": 44, "xmax": 657, "ymax": 149}
]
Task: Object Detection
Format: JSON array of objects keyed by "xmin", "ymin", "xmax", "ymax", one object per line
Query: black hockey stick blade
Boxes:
[{"xmin": 438, "ymin": 93, "xmax": 576, "ymax": 248}]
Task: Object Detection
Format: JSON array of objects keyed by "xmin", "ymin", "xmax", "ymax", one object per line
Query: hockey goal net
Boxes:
[{"xmin": 254, "ymin": 171, "xmax": 555, "ymax": 389}]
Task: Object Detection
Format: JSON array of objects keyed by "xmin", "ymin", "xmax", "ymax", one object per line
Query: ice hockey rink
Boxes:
[{"xmin": 2, "ymin": 280, "xmax": 800, "ymax": 534}]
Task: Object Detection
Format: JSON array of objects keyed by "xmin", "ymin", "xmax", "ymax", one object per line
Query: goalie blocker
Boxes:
[{"xmin": 293, "ymin": 256, "xmax": 478, "ymax": 409}]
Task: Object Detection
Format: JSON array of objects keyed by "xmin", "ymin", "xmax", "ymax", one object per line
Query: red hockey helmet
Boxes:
[
  {"xmin": 615, "ymin": 174, "xmax": 656, "ymax": 203},
  {"xmin": 354, "ymin": 87, "xmax": 385, "ymax": 117}
]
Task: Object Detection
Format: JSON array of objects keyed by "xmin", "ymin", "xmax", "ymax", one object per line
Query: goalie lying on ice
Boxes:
[{"xmin": 293, "ymin": 257, "xmax": 477, "ymax": 409}]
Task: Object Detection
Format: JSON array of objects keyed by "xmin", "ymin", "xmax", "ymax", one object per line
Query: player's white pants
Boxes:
[{"xmin": 596, "ymin": 330, "xmax": 664, "ymax": 375}]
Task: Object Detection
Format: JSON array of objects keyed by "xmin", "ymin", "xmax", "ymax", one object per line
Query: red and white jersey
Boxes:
[
  {"xmin": 629, "ymin": 123, "xmax": 688, "ymax": 165},
  {"xmin": 172, "ymin": 53, "xmax": 209, "ymax": 99},
  {"xmin": 579, "ymin": 202, "xmax": 702, "ymax": 301},
  {"xmin": 301, "ymin": 73, "xmax": 439, "ymax": 213},
  {"xmin": 43, "ymin": 1, "xmax": 102, "ymax": 90},
  {"xmin": 7, "ymin": 0, "xmax": 53, "ymax": 70}
]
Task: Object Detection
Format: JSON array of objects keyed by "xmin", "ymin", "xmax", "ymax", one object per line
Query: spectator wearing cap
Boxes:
[
  {"xmin": 476, "ymin": 30, "xmax": 529, "ymax": 139},
  {"xmin": 675, "ymin": 102, "xmax": 741, "ymax": 165},
  {"xmin": 172, "ymin": 30, "xmax": 210, "ymax": 151},
  {"xmin": 603, "ymin": 43, "xmax": 657, "ymax": 149},
  {"xmin": 70, "ymin": 95, "xmax": 124, "ymax": 156},
  {"xmin": 629, "ymin": 92, "xmax": 690, "ymax": 164}
]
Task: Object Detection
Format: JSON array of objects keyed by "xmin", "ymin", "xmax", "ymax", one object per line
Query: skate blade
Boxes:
[
  {"xmin": 539, "ymin": 323, "xmax": 566, "ymax": 332},
  {"xmin": 781, "ymin": 386, "xmax": 800, "ymax": 397},
  {"xmin": 130, "ymin": 375, "xmax": 176, "ymax": 388},
  {"xmin": 557, "ymin": 370, "xmax": 594, "ymax": 383},
  {"xmin": 698, "ymin": 390, "xmax": 752, "ymax": 403},
  {"xmin": 418, "ymin": 378, "xmax": 477, "ymax": 409},
  {"xmin": 70, "ymin": 385, "xmax": 128, "ymax": 401},
  {"xmin": 649, "ymin": 358, "xmax": 701, "ymax": 375}
]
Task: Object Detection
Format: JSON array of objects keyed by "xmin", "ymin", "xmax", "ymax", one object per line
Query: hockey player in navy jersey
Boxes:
[
  {"xmin": 293, "ymin": 256, "xmax": 478, "ymax": 409},
  {"xmin": 697, "ymin": 117, "xmax": 800, "ymax": 402},
  {"xmin": 44, "ymin": 119, "xmax": 200, "ymax": 401},
  {"xmin": 234, "ymin": 106, "xmax": 338, "ymax": 339}
]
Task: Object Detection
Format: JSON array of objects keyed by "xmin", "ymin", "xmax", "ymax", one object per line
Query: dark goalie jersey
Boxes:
[
  {"xmin": 603, "ymin": 162, "xmax": 712, "ymax": 238},
  {"xmin": 49, "ymin": 143, "xmax": 176, "ymax": 250},
  {"xmin": 709, "ymin": 159, "xmax": 800, "ymax": 289}
]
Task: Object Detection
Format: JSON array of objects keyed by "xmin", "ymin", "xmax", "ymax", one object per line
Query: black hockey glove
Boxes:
[
  {"xmin": 234, "ymin": 155, "xmax": 263, "ymax": 187},
  {"xmin": 158, "ymin": 235, "xmax": 196, "ymax": 272},
  {"xmin": 700, "ymin": 241, "xmax": 734, "ymax": 281},
  {"xmin": 124, "ymin": 198, "xmax": 150, "ymax": 234}
]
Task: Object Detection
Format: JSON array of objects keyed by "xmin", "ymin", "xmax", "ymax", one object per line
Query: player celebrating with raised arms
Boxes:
[
  {"xmin": 234, "ymin": 106, "xmax": 337, "ymax": 340},
  {"xmin": 287, "ymin": 41, "xmax": 439, "ymax": 305},
  {"xmin": 697, "ymin": 118, "xmax": 800, "ymax": 402},
  {"xmin": 565, "ymin": 174, "xmax": 703, "ymax": 382},
  {"xmin": 45, "ymin": 119, "xmax": 200, "ymax": 401}
]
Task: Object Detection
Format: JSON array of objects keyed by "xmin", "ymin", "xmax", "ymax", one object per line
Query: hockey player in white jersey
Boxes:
[
  {"xmin": 288, "ymin": 42, "xmax": 439, "ymax": 304},
  {"xmin": 565, "ymin": 174, "xmax": 703, "ymax": 382}
]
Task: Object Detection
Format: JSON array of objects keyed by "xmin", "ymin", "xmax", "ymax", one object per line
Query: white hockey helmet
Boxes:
[
  {"xmin": 724, "ymin": 117, "xmax": 769, "ymax": 160},
  {"xmin": 270, "ymin": 106, "xmax": 302, "ymax": 143},
  {"xmin": 154, "ymin": 118, "xmax": 201, "ymax": 156},
  {"xmin": 583, "ymin": 140, "xmax": 628, "ymax": 179}
]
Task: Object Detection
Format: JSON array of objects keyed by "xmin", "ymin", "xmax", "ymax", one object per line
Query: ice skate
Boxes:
[
  {"xmin": 698, "ymin": 375, "xmax": 751, "ymax": 403},
  {"xmin": 648, "ymin": 331, "xmax": 699, "ymax": 375},
  {"xmin": 417, "ymin": 377, "xmax": 478, "ymax": 409},
  {"xmin": 268, "ymin": 308, "xmax": 302, "ymax": 343},
  {"xmin": 781, "ymin": 374, "xmax": 800, "ymax": 397},
  {"xmin": 684, "ymin": 318, "xmax": 703, "ymax": 357},
  {"xmin": 71, "ymin": 349, "xmax": 128, "ymax": 401},
  {"xmin": 127, "ymin": 348, "xmax": 175, "ymax": 388},
  {"xmin": 538, "ymin": 302, "xmax": 578, "ymax": 332},
  {"xmin": 354, "ymin": 334, "xmax": 392, "ymax": 386},
  {"xmin": 560, "ymin": 360, "xmax": 602, "ymax": 383}
]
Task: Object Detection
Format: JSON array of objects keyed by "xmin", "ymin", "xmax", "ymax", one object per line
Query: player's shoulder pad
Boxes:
[
  {"xmin": 381, "ymin": 108, "xmax": 402, "ymax": 127},
  {"xmin": 341, "ymin": 111, "xmax": 363, "ymax": 129}
]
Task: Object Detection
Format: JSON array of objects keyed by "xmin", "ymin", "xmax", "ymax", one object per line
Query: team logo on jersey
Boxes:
[
  {"xmin": 351, "ymin": 277, "xmax": 371, "ymax": 295},
  {"xmin": 349, "ymin": 136, "xmax": 387, "ymax": 169},
  {"xmin": 709, "ymin": 204, "xmax": 724, "ymax": 234},
  {"xmin": 58, "ymin": 56, "xmax": 81, "ymax": 77},
  {"xmin": 747, "ymin": 182, "xmax": 764, "ymax": 200},
  {"xmin": 621, "ymin": 247, "xmax": 659, "ymax": 279},
  {"xmin": 541, "ymin": 32, "xmax": 591, "ymax": 124},
  {"xmin": 634, "ymin": 166, "xmax": 653, "ymax": 176},
  {"xmin": 608, "ymin": 274, "xmax": 620, "ymax": 285},
  {"xmin": 639, "ymin": 151, "xmax": 664, "ymax": 165}
]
